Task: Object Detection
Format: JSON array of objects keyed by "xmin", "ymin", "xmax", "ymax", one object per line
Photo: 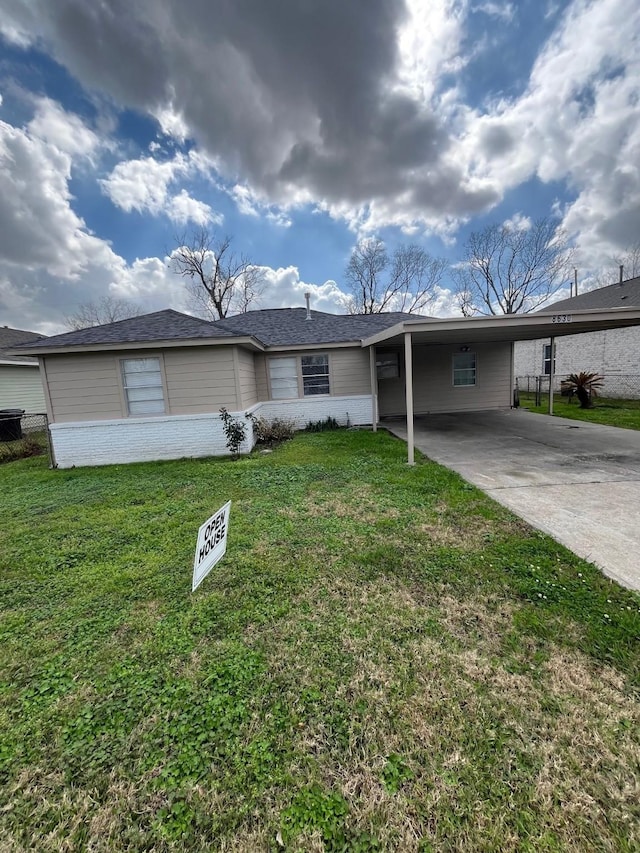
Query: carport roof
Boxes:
[{"xmin": 360, "ymin": 306, "xmax": 640, "ymax": 347}]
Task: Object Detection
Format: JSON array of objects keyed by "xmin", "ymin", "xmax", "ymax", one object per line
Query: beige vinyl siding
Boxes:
[
  {"xmin": 44, "ymin": 353, "xmax": 124, "ymax": 422},
  {"xmin": 254, "ymin": 354, "xmax": 270, "ymax": 402},
  {"xmin": 0, "ymin": 365, "xmax": 46, "ymax": 411},
  {"xmin": 377, "ymin": 343, "xmax": 512, "ymax": 416},
  {"xmin": 163, "ymin": 347, "xmax": 239, "ymax": 414},
  {"xmin": 236, "ymin": 347, "xmax": 258, "ymax": 407},
  {"xmin": 255, "ymin": 347, "xmax": 370, "ymax": 401},
  {"xmin": 329, "ymin": 348, "xmax": 371, "ymax": 396}
]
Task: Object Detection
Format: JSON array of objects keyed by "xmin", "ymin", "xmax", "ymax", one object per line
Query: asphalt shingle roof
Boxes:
[
  {"xmin": 213, "ymin": 308, "xmax": 418, "ymax": 346},
  {"xmin": 14, "ymin": 309, "xmax": 236, "ymax": 351},
  {"xmin": 14, "ymin": 307, "xmax": 422, "ymax": 352},
  {"xmin": 542, "ymin": 276, "xmax": 640, "ymax": 313},
  {"xmin": 0, "ymin": 326, "xmax": 46, "ymax": 363}
]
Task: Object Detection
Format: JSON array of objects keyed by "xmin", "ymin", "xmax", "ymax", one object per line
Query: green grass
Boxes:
[
  {"xmin": 520, "ymin": 392, "xmax": 640, "ymax": 430},
  {"xmin": 1, "ymin": 431, "xmax": 639, "ymax": 851}
]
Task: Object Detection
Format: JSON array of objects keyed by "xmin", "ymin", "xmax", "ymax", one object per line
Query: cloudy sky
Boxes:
[{"xmin": 1, "ymin": 0, "xmax": 638, "ymax": 333}]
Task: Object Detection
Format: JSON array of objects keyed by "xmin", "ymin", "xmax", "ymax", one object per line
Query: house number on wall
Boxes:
[{"xmin": 551, "ymin": 314, "xmax": 572, "ymax": 323}]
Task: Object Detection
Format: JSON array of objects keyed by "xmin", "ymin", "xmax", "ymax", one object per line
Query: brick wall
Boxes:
[
  {"xmin": 50, "ymin": 410, "xmax": 255, "ymax": 468},
  {"xmin": 514, "ymin": 326, "xmax": 640, "ymax": 395},
  {"xmin": 50, "ymin": 395, "xmax": 373, "ymax": 468},
  {"xmin": 257, "ymin": 394, "xmax": 372, "ymax": 428}
]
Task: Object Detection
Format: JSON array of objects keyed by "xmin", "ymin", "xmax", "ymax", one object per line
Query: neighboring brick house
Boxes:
[{"xmin": 514, "ymin": 276, "xmax": 640, "ymax": 396}]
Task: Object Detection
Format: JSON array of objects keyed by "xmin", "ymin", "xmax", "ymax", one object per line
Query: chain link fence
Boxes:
[
  {"xmin": 516, "ymin": 374, "xmax": 640, "ymax": 401},
  {"xmin": 0, "ymin": 411, "xmax": 53, "ymax": 466}
]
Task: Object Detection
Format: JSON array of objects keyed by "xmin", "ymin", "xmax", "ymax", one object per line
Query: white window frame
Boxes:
[
  {"xmin": 268, "ymin": 353, "xmax": 331, "ymax": 399},
  {"xmin": 120, "ymin": 356, "xmax": 167, "ymax": 416},
  {"xmin": 452, "ymin": 351, "xmax": 477, "ymax": 387},
  {"xmin": 543, "ymin": 343, "xmax": 556, "ymax": 376},
  {"xmin": 301, "ymin": 353, "xmax": 330, "ymax": 396},
  {"xmin": 267, "ymin": 356, "xmax": 299, "ymax": 400}
]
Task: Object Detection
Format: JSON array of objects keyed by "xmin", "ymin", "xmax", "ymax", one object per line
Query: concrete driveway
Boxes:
[{"xmin": 385, "ymin": 409, "xmax": 640, "ymax": 591}]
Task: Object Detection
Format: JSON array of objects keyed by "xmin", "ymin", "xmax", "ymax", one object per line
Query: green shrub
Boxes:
[
  {"xmin": 219, "ymin": 407, "xmax": 247, "ymax": 458},
  {"xmin": 304, "ymin": 416, "xmax": 342, "ymax": 432}
]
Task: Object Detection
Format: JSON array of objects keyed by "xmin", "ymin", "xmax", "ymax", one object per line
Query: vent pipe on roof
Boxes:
[
  {"xmin": 620, "ymin": 264, "xmax": 624, "ymax": 284},
  {"xmin": 304, "ymin": 292, "xmax": 312, "ymax": 320},
  {"xmin": 574, "ymin": 268, "xmax": 578, "ymax": 297}
]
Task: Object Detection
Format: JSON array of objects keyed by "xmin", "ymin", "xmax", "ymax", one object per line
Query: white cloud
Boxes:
[
  {"xmin": 473, "ymin": 2, "xmax": 515, "ymax": 22},
  {"xmin": 256, "ymin": 266, "xmax": 350, "ymax": 314},
  {"xmin": 229, "ymin": 183, "xmax": 292, "ymax": 226},
  {"xmin": 100, "ymin": 152, "xmax": 220, "ymax": 224},
  {"xmin": 454, "ymin": 0, "xmax": 640, "ymax": 269},
  {"xmin": 167, "ymin": 189, "xmax": 218, "ymax": 226},
  {"xmin": 0, "ymin": 115, "xmax": 89, "ymax": 277},
  {"xmin": 503, "ymin": 212, "xmax": 532, "ymax": 231},
  {"xmin": 0, "ymin": 101, "xmax": 192, "ymax": 331},
  {"xmin": 28, "ymin": 97, "xmax": 101, "ymax": 159}
]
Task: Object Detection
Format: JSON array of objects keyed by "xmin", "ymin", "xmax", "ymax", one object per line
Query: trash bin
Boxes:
[{"xmin": 0, "ymin": 409, "xmax": 25, "ymax": 441}]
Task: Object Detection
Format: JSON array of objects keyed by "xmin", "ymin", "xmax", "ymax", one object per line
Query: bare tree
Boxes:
[
  {"xmin": 593, "ymin": 242, "xmax": 640, "ymax": 287},
  {"xmin": 65, "ymin": 296, "xmax": 143, "ymax": 330},
  {"xmin": 345, "ymin": 238, "xmax": 446, "ymax": 314},
  {"xmin": 170, "ymin": 228, "xmax": 265, "ymax": 319},
  {"xmin": 454, "ymin": 218, "xmax": 574, "ymax": 315}
]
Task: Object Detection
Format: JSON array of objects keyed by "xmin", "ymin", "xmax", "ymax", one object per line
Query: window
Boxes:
[
  {"xmin": 377, "ymin": 352, "xmax": 400, "ymax": 379},
  {"xmin": 121, "ymin": 357, "xmax": 165, "ymax": 415},
  {"xmin": 269, "ymin": 357, "xmax": 298, "ymax": 399},
  {"xmin": 453, "ymin": 352, "xmax": 476, "ymax": 386},
  {"xmin": 543, "ymin": 343, "xmax": 556, "ymax": 376},
  {"xmin": 268, "ymin": 354, "xmax": 331, "ymax": 398},
  {"xmin": 301, "ymin": 354, "xmax": 330, "ymax": 395}
]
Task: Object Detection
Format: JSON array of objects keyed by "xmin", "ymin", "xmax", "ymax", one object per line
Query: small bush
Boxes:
[
  {"xmin": 304, "ymin": 416, "xmax": 341, "ymax": 432},
  {"xmin": 219, "ymin": 407, "xmax": 247, "ymax": 458},
  {"xmin": 246, "ymin": 413, "xmax": 295, "ymax": 446},
  {"xmin": 0, "ymin": 436, "xmax": 45, "ymax": 465}
]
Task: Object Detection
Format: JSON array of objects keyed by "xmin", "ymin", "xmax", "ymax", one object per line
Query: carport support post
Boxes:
[
  {"xmin": 548, "ymin": 336, "xmax": 555, "ymax": 415},
  {"xmin": 369, "ymin": 346, "xmax": 378, "ymax": 432},
  {"xmin": 405, "ymin": 332, "xmax": 415, "ymax": 465}
]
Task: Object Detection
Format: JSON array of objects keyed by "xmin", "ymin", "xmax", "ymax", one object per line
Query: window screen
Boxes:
[
  {"xmin": 301, "ymin": 354, "xmax": 330, "ymax": 395},
  {"xmin": 453, "ymin": 352, "xmax": 476, "ymax": 386},
  {"xmin": 121, "ymin": 358, "xmax": 165, "ymax": 415},
  {"xmin": 269, "ymin": 357, "xmax": 298, "ymax": 399}
]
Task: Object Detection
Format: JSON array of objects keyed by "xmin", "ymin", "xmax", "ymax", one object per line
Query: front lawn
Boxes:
[
  {"xmin": 520, "ymin": 392, "xmax": 640, "ymax": 430},
  {"xmin": 1, "ymin": 431, "xmax": 638, "ymax": 851}
]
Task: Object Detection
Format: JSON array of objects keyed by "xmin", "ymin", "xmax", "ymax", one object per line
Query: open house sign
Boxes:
[{"xmin": 192, "ymin": 501, "xmax": 231, "ymax": 591}]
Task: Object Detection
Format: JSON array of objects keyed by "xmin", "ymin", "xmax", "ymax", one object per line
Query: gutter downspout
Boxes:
[{"xmin": 405, "ymin": 332, "xmax": 415, "ymax": 465}]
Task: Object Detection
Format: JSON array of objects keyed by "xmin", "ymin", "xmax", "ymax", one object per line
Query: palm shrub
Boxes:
[{"xmin": 560, "ymin": 372, "xmax": 604, "ymax": 408}]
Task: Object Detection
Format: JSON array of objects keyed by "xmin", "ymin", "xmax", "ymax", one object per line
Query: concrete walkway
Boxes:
[{"xmin": 385, "ymin": 409, "xmax": 640, "ymax": 591}]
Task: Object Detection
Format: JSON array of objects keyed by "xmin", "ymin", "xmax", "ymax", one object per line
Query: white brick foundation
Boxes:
[
  {"xmin": 50, "ymin": 410, "xmax": 255, "ymax": 468},
  {"xmin": 49, "ymin": 395, "xmax": 373, "ymax": 468},
  {"xmin": 256, "ymin": 394, "xmax": 372, "ymax": 429}
]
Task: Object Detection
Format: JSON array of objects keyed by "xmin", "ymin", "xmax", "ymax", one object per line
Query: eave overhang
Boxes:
[
  {"xmin": 360, "ymin": 307, "xmax": 640, "ymax": 348},
  {"xmin": 7, "ymin": 335, "xmax": 265, "ymax": 357}
]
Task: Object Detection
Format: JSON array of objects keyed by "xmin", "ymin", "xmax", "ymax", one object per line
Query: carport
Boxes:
[{"xmin": 362, "ymin": 307, "xmax": 640, "ymax": 465}]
